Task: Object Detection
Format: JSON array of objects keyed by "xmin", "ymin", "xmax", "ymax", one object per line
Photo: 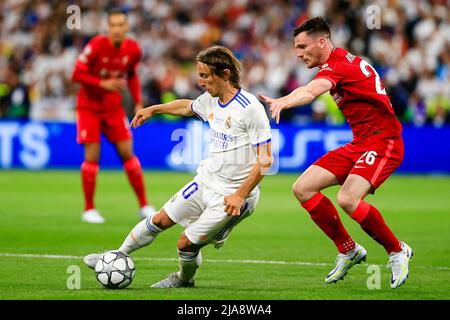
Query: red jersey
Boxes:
[
  {"xmin": 72, "ymin": 35, "xmax": 142, "ymax": 113},
  {"xmin": 313, "ymin": 48, "xmax": 402, "ymax": 142}
]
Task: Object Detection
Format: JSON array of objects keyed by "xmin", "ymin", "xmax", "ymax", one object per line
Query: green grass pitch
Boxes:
[{"xmin": 0, "ymin": 170, "xmax": 449, "ymax": 300}]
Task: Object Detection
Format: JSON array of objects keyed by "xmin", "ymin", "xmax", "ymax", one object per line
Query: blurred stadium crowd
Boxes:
[{"xmin": 0, "ymin": 0, "xmax": 449, "ymax": 126}]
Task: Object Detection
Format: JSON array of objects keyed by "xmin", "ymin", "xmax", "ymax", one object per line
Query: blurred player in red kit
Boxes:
[
  {"xmin": 72, "ymin": 8, "xmax": 155, "ymax": 224},
  {"xmin": 259, "ymin": 17, "xmax": 412, "ymax": 289}
]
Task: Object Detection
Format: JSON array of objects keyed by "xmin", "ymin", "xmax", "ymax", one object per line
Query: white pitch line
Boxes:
[
  {"xmin": 0, "ymin": 252, "xmax": 449, "ymax": 271},
  {"xmin": 0, "ymin": 253, "xmax": 83, "ymax": 260}
]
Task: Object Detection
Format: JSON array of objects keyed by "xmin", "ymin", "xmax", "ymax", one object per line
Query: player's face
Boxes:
[
  {"xmin": 294, "ymin": 32, "xmax": 324, "ymax": 68},
  {"xmin": 196, "ymin": 62, "xmax": 225, "ymax": 97},
  {"xmin": 108, "ymin": 14, "xmax": 128, "ymax": 47}
]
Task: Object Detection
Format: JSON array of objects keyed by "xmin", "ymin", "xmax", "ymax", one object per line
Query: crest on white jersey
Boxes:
[{"xmin": 225, "ymin": 116, "xmax": 232, "ymax": 129}]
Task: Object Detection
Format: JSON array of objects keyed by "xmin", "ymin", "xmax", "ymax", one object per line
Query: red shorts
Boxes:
[
  {"xmin": 314, "ymin": 135, "xmax": 404, "ymax": 192},
  {"xmin": 76, "ymin": 108, "xmax": 132, "ymax": 144}
]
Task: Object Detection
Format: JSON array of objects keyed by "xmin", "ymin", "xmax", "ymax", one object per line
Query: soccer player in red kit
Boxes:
[
  {"xmin": 72, "ymin": 8, "xmax": 155, "ymax": 224},
  {"xmin": 259, "ymin": 17, "xmax": 413, "ymax": 288}
]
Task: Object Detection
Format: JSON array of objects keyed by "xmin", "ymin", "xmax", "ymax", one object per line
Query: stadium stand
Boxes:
[{"xmin": 0, "ymin": 0, "xmax": 449, "ymax": 126}]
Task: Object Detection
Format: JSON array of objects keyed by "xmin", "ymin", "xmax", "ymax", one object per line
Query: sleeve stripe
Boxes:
[{"xmin": 252, "ymin": 138, "xmax": 271, "ymax": 147}]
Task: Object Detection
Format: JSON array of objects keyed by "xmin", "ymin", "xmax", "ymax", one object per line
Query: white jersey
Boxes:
[{"xmin": 190, "ymin": 88, "xmax": 272, "ymax": 197}]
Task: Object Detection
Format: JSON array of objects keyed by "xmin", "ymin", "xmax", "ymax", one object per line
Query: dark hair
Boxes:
[
  {"xmin": 108, "ymin": 7, "xmax": 128, "ymax": 19},
  {"xmin": 293, "ymin": 16, "xmax": 331, "ymax": 39},
  {"xmin": 196, "ymin": 45, "xmax": 242, "ymax": 89}
]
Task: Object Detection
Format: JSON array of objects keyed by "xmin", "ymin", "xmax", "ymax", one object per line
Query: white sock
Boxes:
[
  {"xmin": 118, "ymin": 217, "xmax": 162, "ymax": 254},
  {"xmin": 178, "ymin": 250, "xmax": 202, "ymax": 282}
]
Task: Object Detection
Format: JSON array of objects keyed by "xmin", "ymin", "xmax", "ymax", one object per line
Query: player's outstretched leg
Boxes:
[
  {"xmin": 151, "ymin": 250, "xmax": 202, "ymax": 288},
  {"xmin": 119, "ymin": 214, "xmax": 163, "ymax": 253},
  {"xmin": 388, "ymin": 241, "xmax": 413, "ymax": 289},
  {"xmin": 83, "ymin": 214, "xmax": 163, "ymax": 269},
  {"xmin": 325, "ymin": 243, "xmax": 367, "ymax": 284}
]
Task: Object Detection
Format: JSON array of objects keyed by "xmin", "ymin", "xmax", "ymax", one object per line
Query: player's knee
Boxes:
[
  {"xmin": 177, "ymin": 233, "xmax": 202, "ymax": 252},
  {"xmin": 151, "ymin": 210, "xmax": 174, "ymax": 230},
  {"xmin": 115, "ymin": 143, "xmax": 134, "ymax": 162},
  {"xmin": 84, "ymin": 143, "xmax": 100, "ymax": 162},
  {"xmin": 292, "ymin": 180, "xmax": 311, "ymax": 202},
  {"xmin": 177, "ymin": 234, "xmax": 192, "ymax": 252},
  {"xmin": 85, "ymin": 155, "xmax": 100, "ymax": 163},
  {"xmin": 337, "ymin": 191, "xmax": 358, "ymax": 214},
  {"xmin": 119, "ymin": 151, "xmax": 134, "ymax": 162},
  {"xmin": 84, "ymin": 151, "xmax": 100, "ymax": 163}
]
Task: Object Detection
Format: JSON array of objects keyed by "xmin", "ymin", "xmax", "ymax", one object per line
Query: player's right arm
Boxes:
[
  {"xmin": 258, "ymin": 78, "xmax": 332, "ymax": 123},
  {"xmin": 130, "ymin": 99, "xmax": 194, "ymax": 128}
]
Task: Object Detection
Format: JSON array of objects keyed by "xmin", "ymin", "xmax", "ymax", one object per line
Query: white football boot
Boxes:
[
  {"xmin": 139, "ymin": 205, "xmax": 156, "ymax": 220},
  {"xmin": 388, "ymin": 241, "xmax": 413, "ymax": 289},
  {"xmin": 325, "ymin": 243, "xmax": 367, "ymax": 284},
  {"xmin": 81, "ymin": 209, "xmax": 105, "ymax": 224},
  {"xmin": 151, "ymin": 272, "xmax": 195, "ymax": 288}
]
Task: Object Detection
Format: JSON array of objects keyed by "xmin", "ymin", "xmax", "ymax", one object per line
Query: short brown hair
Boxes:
[
  {"xmin": 293, "ymin": 16, "xmax": 331, "ymax": 39},
  {"xmin": 196, "ymin": 46, "xmax": 242, "ymax": 89}
]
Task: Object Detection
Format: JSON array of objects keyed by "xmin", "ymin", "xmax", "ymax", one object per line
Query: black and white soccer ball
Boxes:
[{"xmin": 95, "ymin": 251, "xmax": 135, "ymax": 289}]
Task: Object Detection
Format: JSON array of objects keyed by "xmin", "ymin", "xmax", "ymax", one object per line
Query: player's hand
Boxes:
[
  {"xmin": 224, "ymin": 193, "xmax": 245, "ymax": 216},
  {"xmin": 258, "ymin": 93, "xmax": 286, "ymax": 124},
  {"xmin": 130, "ymin": 107, "xmax": 154, "ymax": 128},
  {"xmin": 100, "ymin": 78, "xmax": 126, "ymax": 92},
  {"xmin": 134, "ymin": 103, "xmax": 144, "ymax": 113}
]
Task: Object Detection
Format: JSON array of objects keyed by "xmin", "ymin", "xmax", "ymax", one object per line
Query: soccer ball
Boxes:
[{"xmin": 95, "ymin": 251, "xmax": 135, "ymax": 289}]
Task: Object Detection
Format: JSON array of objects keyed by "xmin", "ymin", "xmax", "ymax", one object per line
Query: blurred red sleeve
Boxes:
[
  {"xmin": 71, "ymin": 61, "xmax": 102, "ymax": 87},
  {"xmin": 71, "ymin": 39, "xmax": 102, "ymax": 88},
  {"xmin": 127, "ymin": 48, "xmax": 142, "ymax": 104}
]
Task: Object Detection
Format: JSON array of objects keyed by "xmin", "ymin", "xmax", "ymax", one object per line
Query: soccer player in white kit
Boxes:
[{"xmin": 83, "ymin": 46, "xmax": 273, "ymax": 288}]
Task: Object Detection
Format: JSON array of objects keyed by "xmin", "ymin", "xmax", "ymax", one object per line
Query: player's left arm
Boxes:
[
  {"xmin": 259, "ymin": 78, "xmax": 333, "ymax": 123},
  {"xmin": 128, "ymin": 46, "xmax": 143, "ymax": 113},
  {"xmin": 224, "ymin": 142, "xmax": 273, "ymax": 216}
]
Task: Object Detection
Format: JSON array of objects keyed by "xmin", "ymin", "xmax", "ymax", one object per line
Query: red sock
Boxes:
[
  {"xmin": 351, "ymin": 201, "xmax": 402, "ymax": 254},
  {"xmin": 301, "ymin": 193, "xmax": 355, "ymax": 254},
  {"xmin": 124, "ymin": 156, "xmax": 147, "ymax": 208},
  {"xmin": 81, "ymin": 161, "xmax": 99, "ymax": 211}
]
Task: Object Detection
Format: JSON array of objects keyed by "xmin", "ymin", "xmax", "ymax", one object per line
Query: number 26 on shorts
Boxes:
[{"xmin": 356, "ymin": 151, "xmax": 378, "ymax": 166}]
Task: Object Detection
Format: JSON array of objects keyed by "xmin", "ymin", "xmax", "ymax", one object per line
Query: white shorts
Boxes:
[{"xmin": 163, "ymin": 179, "xmax": 260, "ymax": 247}]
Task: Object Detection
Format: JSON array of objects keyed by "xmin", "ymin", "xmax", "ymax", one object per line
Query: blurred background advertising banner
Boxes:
[{"xmin": 1, "ymin": 120, "xmax": 449, "ymax": 174}]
